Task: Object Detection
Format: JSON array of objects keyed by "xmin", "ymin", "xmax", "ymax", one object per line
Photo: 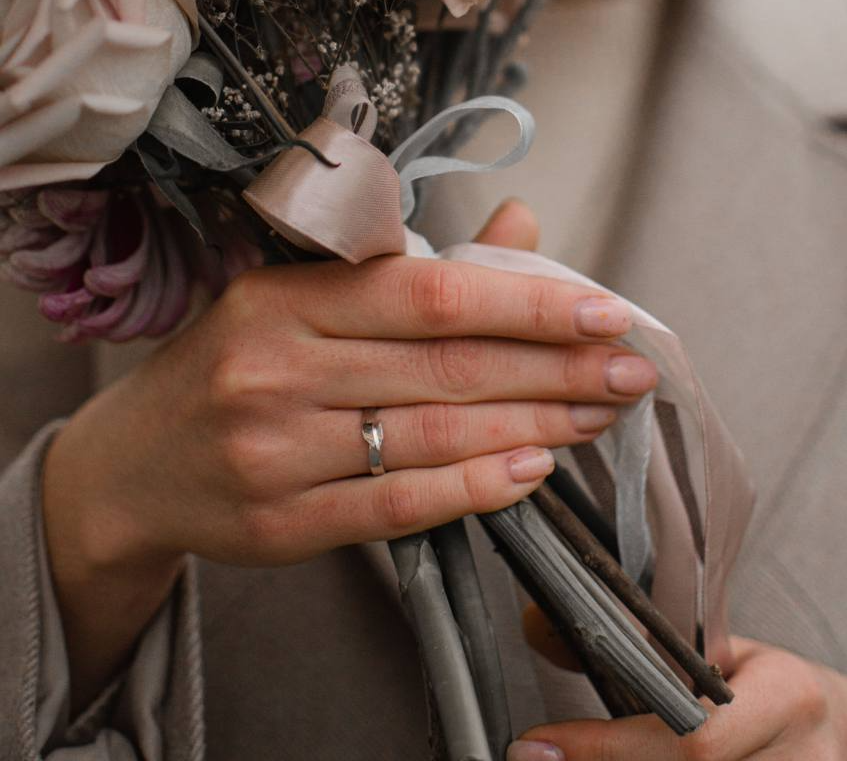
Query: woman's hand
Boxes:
[
  {"xmin": 42, "ymin": 200, "xmax": 657, "ymax": 709},
  {"xmin": 47, "ymin": 201, "xmax": 655, "ymax": 569},
  {"xmin": 510, "ymin": 634, "xmax": 847, "ymax": 760}
]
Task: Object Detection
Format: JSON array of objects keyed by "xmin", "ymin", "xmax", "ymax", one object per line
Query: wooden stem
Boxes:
[
  {"xmin": 532, "ymin": 483, "xmax": 734, "ymax": 706},
  {"xmin": 198, "ymin": 16, "xmax": 340, "ymax": 168},
  {"xmin": 546, "ymin": 461, "xmax": 619, "ymax": 561},
  {"xmin": 476, "ymin": 515, "xmax": 641, "ymax": 720},
  {"xmin": 431, "ymin": 519, "xmax": 513, "ymax": 759},
  {"xmin": 389, "ymin": 533, "xmax": 493, "ymax": 761},
  {"xmin": 198, "ymin": 15, "xmax": 297, "ymax": 141}
]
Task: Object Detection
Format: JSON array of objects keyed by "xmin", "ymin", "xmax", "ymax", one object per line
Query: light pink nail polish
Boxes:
[
  {"xmin": 606, "ymin": 355, "xmax": 658, "ymax": 395},
  {"xmin": 509, "ymin": 448, "xmax": 555, "ymax": 483},
  {"xmin": 575, "ymin": 296, "xmax": 632, "ymax": 337},
  {"xmin": 570, "ymin": 404, "xmax": 617, "ymax": 432},
  {"xmin": 507, "ymin": 740, "xmax": 565, "ymax": 761}
]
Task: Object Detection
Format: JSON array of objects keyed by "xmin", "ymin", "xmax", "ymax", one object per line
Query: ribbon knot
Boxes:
[{"xmin": 242, "ymin": 95, "xmax": 535, "ymax": 264}]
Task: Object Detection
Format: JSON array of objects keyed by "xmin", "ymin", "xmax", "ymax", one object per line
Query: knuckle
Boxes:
[
  {"xmin": 208, "ymin": 342, "xmax": 303, "ymax": 411},
  {"xmin": 681, "ymin": 723, "xmax": 725, "ymax": 761},
  {"xmin": 427, "ymin": 338, "xmax": 489, "ymax": 396},
  {"xmin": 408, "ymin": 262, "xmax": 470, "ymax": 330},
  {"xmin": 532, "ymin": 401, "xmax": 556, "ymax": 440},
  {"xmin": 379, "ymin": 479, "xmax": 424, "ymax": 532},
  {"xmin": 525, "ymin": 281, "xmax": 556, "ymax": 333},
  {"xmin": 419, "ymin": 404, "xmax": 470, "ymax": 460},
  {"xmin": 559, "ymin": 725, "xmax": 613, "ymax": 761},
  {"xmin": 237, "ymin": 503, "xmax": 286, "ymax": 556},
  {"xmin": 793, "ymin": 670, "xmax": 828, "ymax": 726},
  {"xmin": 217, "ymin": 427, "xmax": 273, "ymax": 490},
  {"xmin": 812, "ymin": 741, "xmax": 841, "ymax": 761},
  {"xmin": 218, "ymin": 268, "xmax": 265, "ymax": 320},
  {"xmin": 208, "ymin": 353, "xmax": 250, "ymax": 408},
  {"xmin": 208, "ymin": 351, "xmax": 276, "ymax": 410},
  {"xmin": 461, "ymin": 460, "xmax": 491, "ymax": 512},
  {"xmin": 596, "ymin": 731, "xmax": 619, "ymax": 761},
  {"xmin": 217, "ymin": 266, "xmax": 303, "ymax": 332},
  {"xmin": 558, "ymin": 345, "xmax": 589, "ymax": 394}
]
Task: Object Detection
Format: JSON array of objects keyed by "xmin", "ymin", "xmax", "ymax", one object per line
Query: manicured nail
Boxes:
[
  {"xmin": 606, "ymin": 355, "xmax": 658, "ymax": 395},
  {"xmin": 570, "ymin": 403, "xmax": 617, "ymax": 432},
  {"xmin": 507, "ymin": 740, "xmax": 565, "ymax": 761},
  {"xmin": 575, "ymin": 296, "xmax": 632, "ymax": 337},
  {"xmin": 509, "ymin": 447, "xmax": 555, "ymax": 483}
]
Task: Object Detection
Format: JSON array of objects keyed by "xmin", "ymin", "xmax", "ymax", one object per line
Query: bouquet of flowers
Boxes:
[{"xmin": 0, "ymin": 2, "xmax": 755, "ymax": 759}]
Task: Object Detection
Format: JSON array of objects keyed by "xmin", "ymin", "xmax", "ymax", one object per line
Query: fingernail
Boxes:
[
  {"xmin": 606, "ymin": 355, "xmax": 658, "ymax": 395},
  {"xmin": 509, "ymin": 447, "xmax": 555, "ymax": 483},
  {"xmin": 507, "ymin": 740, "xmax": 565, "ymax": 761},
  {"xmin": 570, "ymin": 404, "xmax": 617, "ymax": 432},
  {"xmin": 575, "ymin": 296, "xmax": 632, "ymax": 337}
]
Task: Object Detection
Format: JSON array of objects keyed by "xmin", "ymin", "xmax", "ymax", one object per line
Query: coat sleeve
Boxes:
[{"xmin": 0, "ymin": 422, "xmax": 205, "ymax": 761}]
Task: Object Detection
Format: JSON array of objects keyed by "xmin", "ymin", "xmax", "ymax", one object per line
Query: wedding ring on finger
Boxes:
[{"xmin": 361, "ymin": 408, "xmax": 386, "ymax": 476}]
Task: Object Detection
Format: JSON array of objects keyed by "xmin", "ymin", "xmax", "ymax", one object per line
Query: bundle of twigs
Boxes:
[{"xmin": 394, "ymin": 460, "xmax": 734, "ymax": 761}]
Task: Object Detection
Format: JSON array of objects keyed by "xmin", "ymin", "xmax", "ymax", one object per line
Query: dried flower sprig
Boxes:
[{"xmin": 197, "ymin": 0, "xmax": 423, "ymax": 149}]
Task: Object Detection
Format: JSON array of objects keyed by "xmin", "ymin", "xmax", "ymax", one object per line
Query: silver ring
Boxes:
[{"xmin": 361, "ymin": 408, "xmax": 386, "ymax": 476}]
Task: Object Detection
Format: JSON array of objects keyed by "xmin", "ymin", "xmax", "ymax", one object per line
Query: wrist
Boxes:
[
  {"xmin": 43, "ymin": 387, "xmax": 187, "ymax": 712},
  {"xmin": 43, "ymin": 376, "xmax": 185, "ymax": 585}
]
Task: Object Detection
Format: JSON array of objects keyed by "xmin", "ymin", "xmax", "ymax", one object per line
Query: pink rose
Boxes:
[{"xmin": 0, "ymin": 0, "xmax": 198, "ymax": 192}]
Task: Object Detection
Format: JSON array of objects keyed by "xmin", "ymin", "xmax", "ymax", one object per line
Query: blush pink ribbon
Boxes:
[{"xmin": 243, "ymin": 116, "xmax": 407, "ymax": 263}]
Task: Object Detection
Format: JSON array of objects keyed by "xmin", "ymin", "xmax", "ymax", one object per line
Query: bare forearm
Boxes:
[{"xmin": 42, "ymin": 396, "xmax": 184, "ymax": 716}]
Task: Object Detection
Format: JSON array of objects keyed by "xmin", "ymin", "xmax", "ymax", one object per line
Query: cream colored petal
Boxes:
[
  {"xmin": 0, "ymin": 97, "xmax": 82, "ymax": 167},
  {"xmin": 441, "ymin": 0, "xmax": 479, "ymax": 18},
  {"xmin": 0, "ymin": 161, "xmax": 106, "ymax": 193},
  {"xmin": 29, "ymin": 92, "xmax": 147, "ymax": 164},
  {"xmin": 4, "ymin": 0, "xmax": 51, "ymax": 70},
  {"xmin": 111, "ymin": 0, "xmax": 147, "ymax": 24},
  {"xmin": 0, "ymin": 89, "xmax": 143, "ymax": 168},
  {"xmin": 20, "ymin": 19, "xmax": 187, "ymax": 165},
  {"xmin": 142, "ymin": 0, "xmax": 193, "ymax": 66},
  {"xmin": 0, "ymin": 0, "xmax": 13, "ymax": 25},
  {"xmin": 0, "ymin": 0, "xmax": 194, "ymax": 186},
  {"xmin": 0, "ymin": 18, "xmax": 107, "ymax": 127},
  {"xmin": 0, "ymin": 27, "xmax": 25, "ymax": 70},
  {"xmin": 48, "ymin": 0, "xmax": 116, "ymax": 47},
  {"xmin": 50, "ymin": 15, "xmax": 172, "ymax": 52},
  {"xmin": 171, "ymin": 0, "xmax": 199, "ymax": 44}
]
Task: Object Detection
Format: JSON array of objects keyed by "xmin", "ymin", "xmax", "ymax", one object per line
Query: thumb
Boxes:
[{"xmin": 474, "ymin": 198, "xmax": 540, "ymax": 251}]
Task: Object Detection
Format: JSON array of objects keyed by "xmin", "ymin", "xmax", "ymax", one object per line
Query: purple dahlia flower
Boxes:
[{"xmin": 0, "ymin": 187, "xmax": 260, "ymax": 342}]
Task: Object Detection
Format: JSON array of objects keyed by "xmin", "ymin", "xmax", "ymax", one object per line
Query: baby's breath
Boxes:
[{"xmin": 198, "ymin": 0, "xmax": 420, "ymax": 146}]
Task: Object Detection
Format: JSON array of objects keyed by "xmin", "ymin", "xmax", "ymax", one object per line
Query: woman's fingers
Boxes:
[
  {"xmin": 513, "ymin": 638, "xmax": 809, "ymax": 761},
  {"xmin": 272, "ymin": 256, "xmax": 632, "ymax": 344},
  {"xmin": 270, "ymin": 446, "xmax": 557, "ymax": 562},
  {"xmin": 307, "ymin": 401, "xmax": 616, "ymax": 482},
  {"xmin": 474, "ymin": 198, "xmax": 540, "ymax": 251},
  {"xmin": 311, "ymin": 337, "xmax": 657, "ymax": 407}
]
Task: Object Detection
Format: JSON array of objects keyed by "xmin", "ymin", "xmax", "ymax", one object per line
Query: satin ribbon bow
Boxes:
[{"xmin": 243, "ymin": 93, "xmax": 534, "ymax": 263}]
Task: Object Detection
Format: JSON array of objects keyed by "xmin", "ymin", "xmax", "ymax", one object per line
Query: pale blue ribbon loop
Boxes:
[
  {"xmin": 388, "ymin": 95, "xmax": 536, "ymax": 221},
  {"xmin": 613, "ymin": 391, "xmax": 655, "ymax": 589}
]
